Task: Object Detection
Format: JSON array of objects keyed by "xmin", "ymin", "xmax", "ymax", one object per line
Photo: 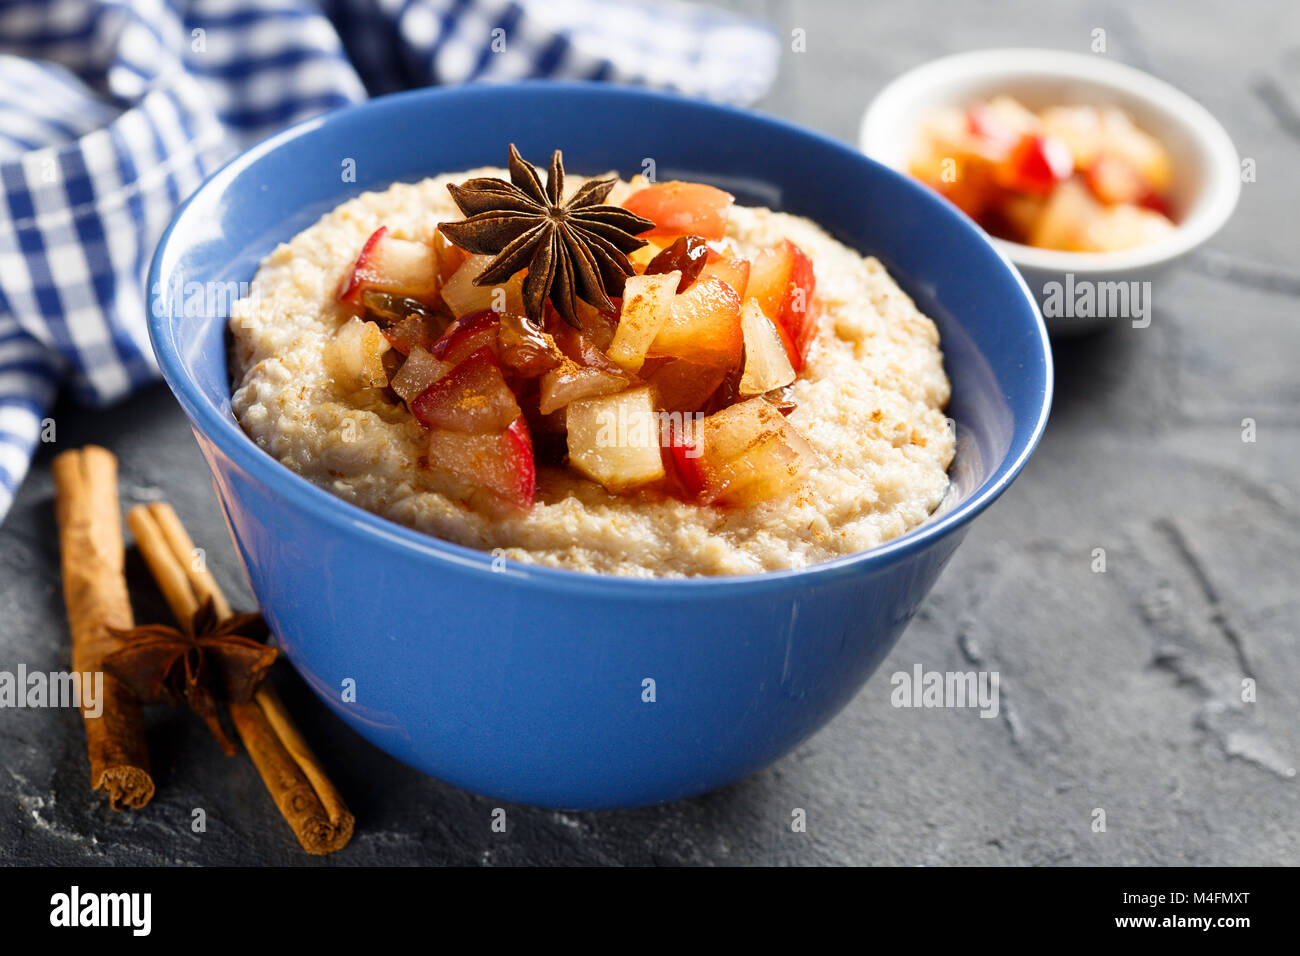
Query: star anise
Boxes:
[
  {"xmin": 438, "ymin": 144, "xmax": 655, "ymax": 328},
  {"xmin": 104, "ymin": 598, "xmax": 277, "ymax": 755}
]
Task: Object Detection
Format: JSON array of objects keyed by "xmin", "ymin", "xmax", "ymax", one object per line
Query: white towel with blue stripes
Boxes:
[{"xmin": 0, "ymin": 0, "xmax": 779, "ymax": 515}]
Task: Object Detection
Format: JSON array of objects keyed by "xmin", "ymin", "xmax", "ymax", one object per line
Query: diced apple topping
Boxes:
[
  {"xmin": 430, "ymin": 310, "xmax": 502, "ymax": 366},
  {"xmin": 644, "ymin": 359, "xmax": 728, "ymax": 415},
  {"xmin": 409, "ymin": 347, "xmax": 521, "ymax": 434},
  {"xmin": 738, "ymin": 300, "xmax": 796, "ymax": 396},
  {"xmin": 689, "ymin": 397, "xmax": 817, "ymax": 506},
  {"xmin": 379, "ymin": 304, "xmax": 450, "ymax": 356},
  {"xmin": 337, "ymin": 178, "xmax": 826, "ymax": 512},
  {"xmin": 425, "ymin": 417, "xmax": 534, "ymax": 512},
  {"xmin": 441, "ymin": 253, "xmax": 525, "ymax": 318},
  {"xmin": 622, "ymin": 181, "xmax": 735, "ymax": 241},
  {"xmin": 326, "ymin": 316, "xmax": 391, "ymax": 390},
  {"xmin": 389, "ymin": 346, "xmax": 450, "ymax": 403},
  {"xmin": 339, "ymin": 227, "xmax": 439, "ymax": 305},
  {"xmin": 565, "ymin": 387, "xmax": 666, "ymax": 492},
  {"xmin": 698, "ymin": 254, "xmax": 751, "ymax": 299},
  {"xmin": 647, "ymin": 276, "xmax": 744, "ymax": 371},
  {"xmin": 606, "ymin": 272, "xmax": 679, "ymax": 372},
  {"xmin": 745, "ymin": 239, "xmax": 817, "ymax": 371},
  {"xmin": 538, "ymin": 360, "xmax": 629, "ymax": 415}
]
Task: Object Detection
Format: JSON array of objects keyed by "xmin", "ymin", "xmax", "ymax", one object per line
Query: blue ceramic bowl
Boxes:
[{"xmin": 148, "ymin": 83, "xmax": 1051, "ymax": 810}]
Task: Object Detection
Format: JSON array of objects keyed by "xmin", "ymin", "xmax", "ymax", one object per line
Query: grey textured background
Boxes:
[{"xmin": 2, "ymin": 0, "xmax": 1296, "ymax": 865}]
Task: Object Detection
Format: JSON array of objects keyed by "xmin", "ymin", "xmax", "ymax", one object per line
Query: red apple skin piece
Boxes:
[
  {"xmin": 339, "ymin": 226, "xmax": 388, "ymax": 304},
  {"xmin": 622, "ymin": 181, "xmax": 735, "ymax": 241},
  {"xmin": 409, "ymin": 346, "xmax": 520, "ymax": 434},
  {"xmin": 425, "ymin": 416, "xmax": 535, "ymax": 512},
  {"xmin": 746, "ymin": 240, "xmax": 816, "ymax": 371},
  {"xmin": 966, "ymin": 104, "xmax": 1021, "ymax": 152},
  {"xmin": 995, "ymin": 133, "xmax": 1074, "ymax": 197},
  {"xmin": 665, "ymin": 419, "xmax": 706, "ymax": 498},
  {"xmin": 430, "ymin": 310, "xmax": 501, "ymax": 366},
  {"xmin": 339, "ymin": 227, "xmax": 440, "ymax": 305},
  {"xmin": 1138, "ymin": 189, "xmax": 1175, "ymax": 220},
  {"xmin": 646, "ymin": 276, "xmax": 744, "ymax": 372}
]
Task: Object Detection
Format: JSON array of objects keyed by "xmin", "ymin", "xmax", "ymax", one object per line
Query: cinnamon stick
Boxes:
[
  {"xmin": 127, "ymin": 502, "xmax": 354, "ymax": 854},
  {"xmin": 52, "ymin": 447, "xmax": 154, "ymax": 810}
]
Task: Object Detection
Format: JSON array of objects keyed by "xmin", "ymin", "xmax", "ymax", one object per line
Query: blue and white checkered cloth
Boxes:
[{"xmin": 0, "ymin": 0, "xmax": 779, "ymax": 517}]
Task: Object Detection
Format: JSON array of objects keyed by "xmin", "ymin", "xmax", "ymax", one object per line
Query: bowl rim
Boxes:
[
  {"xmin": 148, "ymin": 80, "xmax": 1053, "ymax": 596},
  {"xmin": 858, "ymin": 47, "xmax": 1242, "ymax": 274}
]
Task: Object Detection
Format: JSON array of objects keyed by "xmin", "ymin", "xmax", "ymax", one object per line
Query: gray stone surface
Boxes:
[{"xmin": 1, "ymin": 0, "xmax": 1296, "ymax": 865}]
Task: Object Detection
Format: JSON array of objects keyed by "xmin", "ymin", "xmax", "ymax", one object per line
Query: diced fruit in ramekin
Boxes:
[
  {"xmin": 691, "ymin": 397, "xmax": 816, "ymax": 506},
  {"xmin": 994, "ymin": 134, "xmax": 1074, "ymax": 197},
  {"xmin": 326, "ymin": 316, "xmax": 391, "ymax": 389},
  {"xmin": 565, "ymin": 387, "xmax": 666, "ymax": 492},
  {"xmin": 1038, "ymin": 105, "xmax": 1104, "ymax": 168},
  {"xmin": 441, "ymin": 253, "xmax": 525, "ymax": 318},
  {"xmin": 1075, "ymin": 203, "xmax": 1177, "ymax": 252},
  {"xmin": 910, "ymin": 97, "xmax": 1177, "ymax": 252},
  {"xmin": 1099, "ymin": 107, "xmax": 1172, "ymax": 193},
  {"xmin": 606, "ymin": 272, "xmax": 679, "ymax": 372},
  {"xmin": 967, "ymin": 96, "xmax": 1038, "ymax": 153},
  {"xmin": 425, "ymin": 416, "xmax": 534, "ymax": 511},
  {"xmin": 738, "ymin": 300, "xmax": 797, "ymax": 396},
  {"xmin": 1084, "ymin": 153, "xmax": 1146, "ymax": 205},
  {"xmin": 646, "ymin": 276, "xmax": 744, "ymax": 371},
  {"xmin": 623, "ymin": 181, "xmax": 735, "ymax": 241},
  {"xmin": 339, "ymin": 227, "xmax": 440, "ymax": 305},
  {"xmin": 409, "ymin": 347, "xmax": 521, "ymax": 434},
  {"xmin": 745, "ymin": 239, "xmax": 816, "ymax": 371},
  {"xmin": 1029, "ymin": 177, "xmax": 1100, "ymax": 250},
  {"xmin": 389, "ymin": 346, "xmax": 450, "ymax": 403},
  {"xmin": 538, "ymin": 360, "xmax": 629, "ymax": 415}
]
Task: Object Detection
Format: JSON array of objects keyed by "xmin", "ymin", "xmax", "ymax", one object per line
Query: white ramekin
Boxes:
[{"xmin": 860, "ymin": 48, "xmax": 1241, "ymax": 334}]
